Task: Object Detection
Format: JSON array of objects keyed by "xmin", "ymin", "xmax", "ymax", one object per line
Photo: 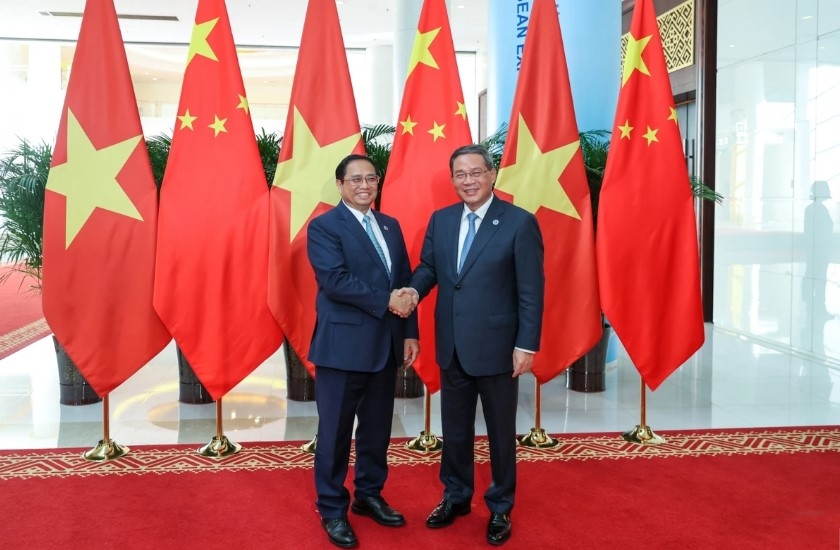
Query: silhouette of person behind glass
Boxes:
[{"xmin": 802, "ymin": 180, "xmax": 833, "ymax": 354}]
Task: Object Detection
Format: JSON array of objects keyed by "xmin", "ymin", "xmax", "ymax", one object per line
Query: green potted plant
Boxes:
[{"xmin": 0, "ymin": 137, "xmax": 101, "ymax": 405}]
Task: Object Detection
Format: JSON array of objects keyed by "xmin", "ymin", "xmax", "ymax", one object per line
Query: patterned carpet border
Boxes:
[
  {"xmin": 0, "ymin": 318, "xmax": 50, "ymax": 359},
  {"xmin": 1, "ymin": 427, "xmax": 838, "ymax": 480}
]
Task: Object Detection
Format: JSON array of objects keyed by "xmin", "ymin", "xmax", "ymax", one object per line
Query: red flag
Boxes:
[
  {"xmin": 596, "ymin": 0, "xmax": 704, "ymax": 390},
  {"xmin": 268, "ymin": 0, "xmax": 364, "ymax": 376},
  {"xmin": 380, "ymin": 0, "xmax": 472, "ymax": 393},
  {"xmin": 42, "ymin": 0, "xmax": 170, "ymax": 396},
  {"xmin": 496, "ymin": 0, "xmax": 601, "ymax": 383},
  {"xmin": 154, "ymin": 0, "xmax": 282, "ymax": 399}
]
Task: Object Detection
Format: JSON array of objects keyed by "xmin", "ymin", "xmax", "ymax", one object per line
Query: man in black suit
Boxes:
[
  {"xmin": 307, "ymin": 154, "xmax": 419, "ymax": 548},
  {"xmin": 406, "ymin": 144, "xmax": 545, "ymax": 546}
]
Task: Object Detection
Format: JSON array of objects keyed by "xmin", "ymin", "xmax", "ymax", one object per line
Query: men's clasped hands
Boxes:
[{"xmin": 388, "ymin": 288, "xmax": 419, "ymax": 318}]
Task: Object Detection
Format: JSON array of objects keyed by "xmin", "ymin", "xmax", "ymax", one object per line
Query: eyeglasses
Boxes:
[
  {"xmin": 452, "ymin": 169, "xmax": 490, "ymax": 183},
  {"xmin": 343, "ymin": 175, "xmax": 380, "ymax": 186}
]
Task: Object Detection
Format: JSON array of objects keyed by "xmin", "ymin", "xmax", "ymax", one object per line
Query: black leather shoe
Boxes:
[
  {"xmin": 321, "ymin": 518, "xmax": 358, "ymax": 548},
  {"xmin": 486, "ymin": 513, "xmax": 511, "ymax": 545},
  {"xmin": 350, "ymin": 495, "xmax": 406, "ymax": 527},
  {"xmin": 425, "ymin": 499, "xmax": 471, "ymax": 528}
]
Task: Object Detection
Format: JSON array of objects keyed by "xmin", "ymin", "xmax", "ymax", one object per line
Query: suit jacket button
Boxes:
[{"xmin": 455, "ymin": 284, "xmax": 461, "ymax": 290}]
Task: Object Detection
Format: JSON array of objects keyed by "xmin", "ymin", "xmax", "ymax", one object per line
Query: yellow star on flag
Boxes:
[
  {"xmin": 187, "ymin": 18, "xmax": 219, "ymax": 65},
  {"xmin": 668, "ymin": 106, "xmax": 679, "ymax": 124},
  {"xmin": 407, "ymin": 27, "xmax": 440, "ymax": 76},
  {"xmin": 209, "ymin": 115, "xmax": 228, "ymax": 137},
  {"xmin": 618, "ymin": 120, "xmax": 633, "ymax": 139},
  {"xmin": 496, "ymin": 114, "xmax": 580, "ymax": 220},
  {"xmin": 622, "ymin": 33, "xmax": 651, "ymax": 86},
  {"xmin": 46, "ymin": 109, "xmax": 144, "ymax": 248},
  {"xmin": 178, "ymin": 109, "xmax": 197, "ymax": 130},
  {"xmin": 643, "ymin": 126, "xmax": 659, "ymax": 145},
  {"xmin": 237, "ymin": 94, "xmax": 250, "ymax": 114},
  {"xmin": 273, "ymin": 107, "xmax": 361, "ymax": 241},
  {"xmin": 455, "ymin": 101, "xmax": 467, "ymax": 120},
  {"xmin": 400, "ymin": 115, "xmax": 418, "ymax": 135},
  {"xmin": 428, "ymin": 121, "xmax": 446, "ymax": 141}
]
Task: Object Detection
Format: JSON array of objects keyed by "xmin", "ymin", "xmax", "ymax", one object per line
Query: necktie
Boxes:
[
  {"xmin": 363, "ymin": 215, "xmax": 390, "ymax": 276},
  {"xmin": 458, "ymin": 212, "xmax": 478, "ymax": 273}
]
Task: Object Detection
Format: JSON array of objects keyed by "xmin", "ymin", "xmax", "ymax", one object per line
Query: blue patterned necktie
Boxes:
[
  {"xmin": 363, "ymin": 215, "xmax": 390, "ymax": 276},
  {"xmin": 458, "ymin": 212, "xmax": 478, "ymax": 273}
]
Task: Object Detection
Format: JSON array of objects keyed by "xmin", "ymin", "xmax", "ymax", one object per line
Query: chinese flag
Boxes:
[
  {"xmin": 496, "ymin": 0, "xmax": 601, "ymax": 383},
  {"xmin": 596, "ymin": 0, "xmax": 704, "ymax": 390},
  {"xmin": 380, "ymin": 0, "xmax": 472, "ymax": 393},
  {"xmin": 268, "ymin": 0, "xmax": 364, "ymax": 376},
  {"xmin": 42, "ymin": 0, "xmax": 170, "ymax": 396},
  {"xmin": 154, "ymin": 0, "xmax": 282, "ymax": 399}
]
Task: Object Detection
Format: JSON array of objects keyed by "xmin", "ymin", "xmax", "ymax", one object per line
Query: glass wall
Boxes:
[{"xmin": 715, "ymin": 0, "xmax": 840, "ymax": 363}]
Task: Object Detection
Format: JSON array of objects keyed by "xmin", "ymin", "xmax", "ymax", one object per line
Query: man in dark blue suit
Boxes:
[
  {"xmin": 407, "ymin": 144, "xmax": 544, "ymax": 546},
  {"xmin": 307, "ymin": 154, "xmax": 419, "ymax": 549}
]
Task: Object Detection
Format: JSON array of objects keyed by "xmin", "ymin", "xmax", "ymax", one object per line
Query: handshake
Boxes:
[{"xmin": 389, "ymin": 287, "xmax": 419, "ymax": 318}]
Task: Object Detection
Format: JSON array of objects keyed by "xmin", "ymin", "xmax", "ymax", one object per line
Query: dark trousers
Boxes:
[
  {"xmin": 439, "ymin": 353, "xmax": 519, "ymax": 513},
  {"xmin": 314, "ymin": 360, "xmax": 397, "ymax": 519}
]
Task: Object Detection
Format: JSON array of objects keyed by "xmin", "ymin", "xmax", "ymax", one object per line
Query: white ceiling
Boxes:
[{"xmin": 0, "ymin": 0, "xmax": 489, "ymax": 51}]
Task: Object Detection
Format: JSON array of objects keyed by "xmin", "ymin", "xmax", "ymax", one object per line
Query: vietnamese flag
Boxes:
[
  {"xmin": 42, "ymin": 0, "xmax": 170, "ymax": 396},
  {"xmin": 154, "ymin": 0, "xmax": 282, "ymax": 399},
  {"xmin": 495, "ymin": 0, "xmax": 601, "ymax": 383},
  {"xmin": 596, "ymin": 0, "xmax": 704, "ymax": 390},
  {"xmin": 380, "ymin": 0, "xmax": 472, "ymax": 393},
  {"xmin": 268, "ymin": 0, "xmax": 364, "ymax": 377}
]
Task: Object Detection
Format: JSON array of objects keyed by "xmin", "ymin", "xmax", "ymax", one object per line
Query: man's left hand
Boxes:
[{"xmin": 512, "ymin": 349, "xmax": 534, "ymax": 378}]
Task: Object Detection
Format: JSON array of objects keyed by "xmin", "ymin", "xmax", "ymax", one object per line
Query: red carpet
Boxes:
[
  {"xmin": 0, "ymin": 264, "xmax": 50, "ymax": 359},
  {"xmin": 2, "ymin": 427, "xmax": 839, "ymax": 549}
]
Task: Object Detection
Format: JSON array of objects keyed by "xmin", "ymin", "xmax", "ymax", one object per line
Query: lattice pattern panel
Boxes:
[
  {"xmin": 2, "ymin": 427, "xmax": 838, "ymax": 480},
  {"xmin": 621, "ymin": 0, "xmax": 695, "ymax": 74}
]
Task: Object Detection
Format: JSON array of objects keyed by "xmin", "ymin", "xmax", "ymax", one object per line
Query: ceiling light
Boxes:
[{"xmin": 39, "ymin": 11, "xmax": 178, "ymax": 22}]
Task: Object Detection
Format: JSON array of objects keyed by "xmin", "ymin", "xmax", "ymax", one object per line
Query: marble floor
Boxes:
[{"xmin": 1, "ymin": 323, "xmax": 838, "ymax": 450}]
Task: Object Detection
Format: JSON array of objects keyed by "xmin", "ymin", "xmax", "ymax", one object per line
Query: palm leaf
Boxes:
[{"xmin": 0, "ymin": 139, "xmax": 52, "ymax": 290}]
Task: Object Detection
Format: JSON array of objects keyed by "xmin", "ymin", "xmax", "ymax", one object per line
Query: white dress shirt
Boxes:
[{"xmin": 344, "ymin": 203, "xmax": 392, "ymax": 272}]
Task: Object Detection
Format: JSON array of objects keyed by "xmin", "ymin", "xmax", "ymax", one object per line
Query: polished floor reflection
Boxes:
[{"xmin": 1, "ymin": 323, "xmax": 838, "ymax": 450}]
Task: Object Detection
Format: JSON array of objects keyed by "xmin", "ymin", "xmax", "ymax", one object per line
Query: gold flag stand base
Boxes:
[
  {"xmin": 622, "ymin": 424, "xmax": 666, "ymax": 445},
  {"xmin": 301, "ymin": 435, "xmax": 317, "ymax": 454},
  {"xmin": 406, "ymin": 430, "xmax": 442, "ymax": 453},
  {"xmin": 517, "ymin": 428, "xmax": 560, "ymax": 449},
  {"xmin": 197, "ymin": 435, "xmax": 242, "ymax": 458},
  {"xmin": 83, "ymin": 439, "xmax": 129, "ymax": 461}
]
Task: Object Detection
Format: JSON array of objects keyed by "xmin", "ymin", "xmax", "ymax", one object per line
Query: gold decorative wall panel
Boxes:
[{"xmin": 621, "ymin": 0, "xmax": 695, "ymax": 74}]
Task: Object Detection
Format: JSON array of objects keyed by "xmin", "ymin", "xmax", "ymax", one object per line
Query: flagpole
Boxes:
[
  {"xmin": 517, "ymin": 378, "xmax": 559, "ymax": 448},
  {"xmin": 406, "ymin": 387, "xmax": 442, "ymax": 453},
  {"xmin": 83, "ymin": 394, "xmax": 129, "ymax": 461},
  {"xmin": 198, "ymin": 397, "xmax": 242, "ymax": 457},
  {"xmin": 622, "ymin": 379, "xmax": 665, "ymax": 445}
]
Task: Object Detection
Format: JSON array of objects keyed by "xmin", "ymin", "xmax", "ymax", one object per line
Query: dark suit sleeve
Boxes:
[
  {"xmin": 514, "ymin": 213, "xmax": 545, "ymax": 351},
  {"xmin": 391, "ymin": 221, "xmax": 420, "ymax": 339},
  {"xmin": 408, "ymin": 212, "xmax": 438, "ymax": 299},
  {"xmin": 307, "ymin": 216, "xmax": 391, "ymax": 318}
]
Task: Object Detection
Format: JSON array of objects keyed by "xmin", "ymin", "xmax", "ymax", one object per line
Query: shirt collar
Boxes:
[
  {"xmin": 343, "ymin": 201, "xmax": 371, "ymax": 224},
  {"xmin": 462, "ymin": 194, "xmax": 493, "ymax": 221}
]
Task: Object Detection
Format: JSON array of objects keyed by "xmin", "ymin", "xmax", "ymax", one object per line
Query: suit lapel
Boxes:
[
  {"xmin": 339, "ymin": 202, "xmax": 390, "ymax": 279},
  {"xmin": 458, "ymin": 197, "xmax": 505, "ymax": 280},
  {"xmin": 444, "ymin": 206, "xmax": 462, "ymax": 277},
  {"xmin": 372, "ymin": 211, "xmax": 395, "ymax": 280}
]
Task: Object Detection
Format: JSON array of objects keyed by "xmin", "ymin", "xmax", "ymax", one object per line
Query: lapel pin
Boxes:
[
  {"xmin": 383, "ymin": 225, "xmax": 389, "ymax": 231},
  {"xmin": 492, "ymin": 219, "xmax": 499, "ymax": 226}
]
